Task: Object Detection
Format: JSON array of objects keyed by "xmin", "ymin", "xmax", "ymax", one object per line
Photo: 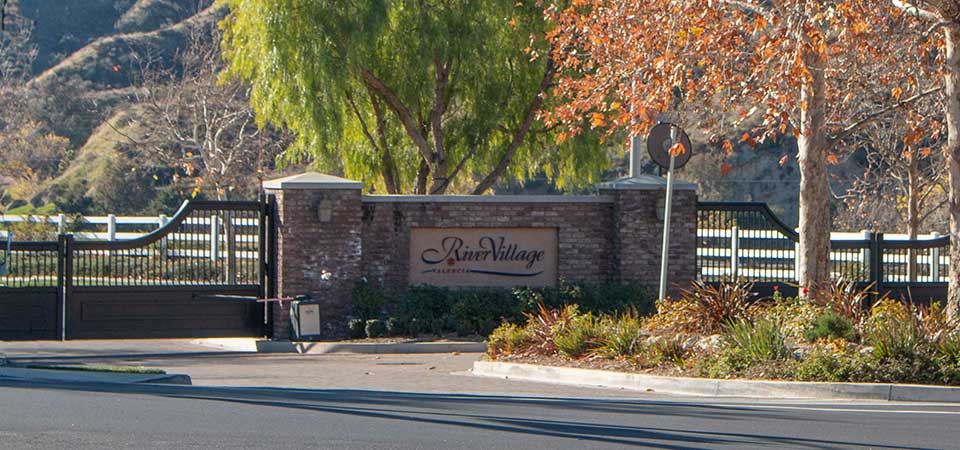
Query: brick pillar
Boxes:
[
  {"xmin": 264, "ymin": 172, "xmax": 363, "ymax": 339},
  {"xmin": 599, "ymin": 175, "xmax": 698, "ymax": 298}
]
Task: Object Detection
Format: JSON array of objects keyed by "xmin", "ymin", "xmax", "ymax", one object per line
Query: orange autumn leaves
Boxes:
[{"xmin": 541, "ymin": 0, "xmax": 931, "ymax": 171}]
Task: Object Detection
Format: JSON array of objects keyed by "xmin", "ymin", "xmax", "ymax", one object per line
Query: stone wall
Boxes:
[
  {"xmin": 360, "ymin": 197, "xmax": 616, "ymax": 295},
  {"xmin": 265, "ymin": 172, "xmax": 698, "ymax": 339}
]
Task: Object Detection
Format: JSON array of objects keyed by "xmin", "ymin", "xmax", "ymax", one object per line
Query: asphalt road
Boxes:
[{"xmin": 1, "ymin": 378, "xmax": 958, "ymax": 450}]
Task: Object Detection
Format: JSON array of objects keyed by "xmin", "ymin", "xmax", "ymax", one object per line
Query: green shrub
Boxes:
[
  {"xmin": 696, "ymin": 346, "xmax": 754, "ymax": 379},
  {"xmin": 849, "ymin": 354, "xmax": 941, "ymax": 384},
  {"xmin": 725, "ymin": 318, "xmax": 789, "ymax": 362},
  {"xmin": 936, "ymin": 334, "xmax": 960, "ymax": 384},
  {"xmin": 598, "ymin": 310, "xmax": 646, "ymax": 359},
  {"xmin": 553, "ymin": 313, "xmax": 604, "ymax": 359},
  {"xmin": 804, "ymin": 310, "xmax": 856, "ymax": 343},
  {"xmin": 488, "ymin": 323, "xmax": 533, "ymax": 356},
  {"xmin": 406, "ymin": 318, "xmax": 422, "ymax": 337},
  {"xmin": 391, "ymin": 282, "xmax": 650, "ymax": 339},
  {"xmin": 385, "ymin": 317, "xmax": 402, "ymax": 337},
  {"xmin": 514, "ymin": 281, "xmax": 654, "ymax": 317},
  {"xmin": 396, "ymin": 286, "xmax": 452, "ymax": 333},
  {"xmin": 450, "ymin": 289, "xmax": 518, "ymax": 336},
  {"xmin": 347, "ymin": 318, "xmax": 366, "ymax": 339},
  {"xmin": 793, "ymin": 348, "xmax": 856, "ymax": 382},
  {"xmin": 758, "ymin": 296, "xmax": 823, "ymax": 339},
  {"xmin": 940, "ymin": 333, "xmax": 960, "ymax": 363},
  {"xmin": 866, "ymin": 301, "xmax": 929, "ymax": 361},
  {"xmin": 365, "ymin": 319, "xmax": 387, "ymax": 338},
  {"xmin": 352, "ymin": 280, "xmax": 385, "ymax": 321}
]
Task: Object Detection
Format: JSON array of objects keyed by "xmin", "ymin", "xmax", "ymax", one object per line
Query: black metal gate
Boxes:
[
  {"xmin": 0, "ymin": 199, "xmax": 275, "ymax": 340},
  {"xmin": 0, "ymin": 241, "xmax": 61, "ymax": 340}
]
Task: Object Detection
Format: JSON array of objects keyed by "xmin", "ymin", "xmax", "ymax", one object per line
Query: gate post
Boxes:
[
  {"xmin": 58, "ymin": 234, "xmax": 74, "ymax": 341},
  {"xmin": 868, "ymin": 232, "xmax": 884, "ymax": 301},
  {"xmin": 598, "ymin": 176, "xmax": 698, "ymax": 296},
  {"xmin": 263, "ymin": 173, "xmax": 363, "ymax": 339}
]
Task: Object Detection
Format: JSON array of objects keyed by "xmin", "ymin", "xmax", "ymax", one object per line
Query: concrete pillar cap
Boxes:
[
  {"xmin": 263, "ymin": 172, "xmax": 363, "ymax": 190},
  {"xmin": 597, "ymin": 175, "xmax": 697, "ymax": 191}
]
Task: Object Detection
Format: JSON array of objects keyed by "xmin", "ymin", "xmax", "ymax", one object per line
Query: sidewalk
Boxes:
[{"xmin": 193, "ymin": 337, "xmax": 486, "ymax": 354}]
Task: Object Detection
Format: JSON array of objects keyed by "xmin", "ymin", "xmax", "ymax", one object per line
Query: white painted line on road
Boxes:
[{"xmin": 716, "ymin": 404, "xmax": 960, "ymax": 416}]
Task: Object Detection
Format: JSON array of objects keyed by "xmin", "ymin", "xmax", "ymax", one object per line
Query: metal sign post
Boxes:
[
  {"xmin": 646, "ymin": 123, "xmax": 691, "ymax": 300},
  {"xmin": 658, "ymin": 127, "xmax": 677, "ymax": 300}
]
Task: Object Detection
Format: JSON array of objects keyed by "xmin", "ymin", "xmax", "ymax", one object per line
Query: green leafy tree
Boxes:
[{"xmin": 218, "ymin": 0, "xmax": 607, "ymax": 194}]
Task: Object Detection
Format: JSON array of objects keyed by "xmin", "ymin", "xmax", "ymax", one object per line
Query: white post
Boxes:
[
  {"xmin": 629, "ymin": 135, "xmax": 642, "ymax": 178},
  {"xmin": 730, "ymin": 226, "xmax": 740, "ymax": 279},
  {"xmin": 226, "ymin": 216, "xmax": 237, "ymax": 284},
  {"xmin": 658, "ymin": 127, "xmax": 677, "ymax": 301},
  {"xmin": 861, "ymin": 230, "xmax": 871, "ymax": 280},
  {"xmin": 57, "ymin": 213, "xmax": 65, "ymax": 235},
  {"xmin": 107, "ymin": 214, "xmax": 117, "ymax": 241},
  {"xmin": 794, "ymin": 241, "xmax": 800, "ymax": 282},
  {"xmin": 209, "ymin": 215, "xmax": 219, "ymax": 262},
  {"xmin": 931, "ymin": 231, "xmax": 941, "ymax": 283},
  {"xmin": 159, "ymin": 214, "xmax": 169, "ymax": 257}
]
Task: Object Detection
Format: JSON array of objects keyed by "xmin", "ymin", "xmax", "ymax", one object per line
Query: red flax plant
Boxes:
[{"xmin": 542, "ymin": 0, "xmax": 939, "ymax": 302}]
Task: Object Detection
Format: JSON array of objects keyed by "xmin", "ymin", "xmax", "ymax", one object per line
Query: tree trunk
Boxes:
[
  {"xmin": 370, "ymin": 95, "xmax": 400, "ymax": 194},
  {"xmin": 945, "ymin": 27, "xmax": 960, "ymax": 318},
  {"xmin": 796, "ymin": 53, "xmax": 832, "ymax": 301},
  {"xmin": 414, "ymin": 158, "xmax": 430, "ymax": 195},
  {"xmin": 428, "ymin": 157, "xmax": 449, "ymax": 194}
]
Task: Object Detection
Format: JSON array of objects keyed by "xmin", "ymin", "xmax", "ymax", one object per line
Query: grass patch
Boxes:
[{"xmin": 20, "ymin": 364, "xmax": 166, "ymax": 375}]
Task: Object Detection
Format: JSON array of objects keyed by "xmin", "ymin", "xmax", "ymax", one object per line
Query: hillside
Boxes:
[{"xmin": 30, "ymin": 3, "xmax": 224, "ymax": 91}]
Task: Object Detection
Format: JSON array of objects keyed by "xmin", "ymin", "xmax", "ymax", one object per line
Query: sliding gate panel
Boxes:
[
  {"xmin": 0, "ymin": 241, "xmax": 61, "ymax": 340},
  {"xmin": 67, "ymin": 201, "xmax": 267, "ymax": 339}
]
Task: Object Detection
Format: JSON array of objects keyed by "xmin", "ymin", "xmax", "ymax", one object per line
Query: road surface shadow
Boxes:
[{"xmin": 0, "ymin": 378, "xmax": 929, "ymax": 450}]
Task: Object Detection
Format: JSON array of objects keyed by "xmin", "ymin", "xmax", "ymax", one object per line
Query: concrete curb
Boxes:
[
  {"xmin": 473, "ymin": 361, "xmax": 960, "ymax": 403},
  {"xmin": 0, "ymin": 366, "xmax": 192, "ymax": 385},
  {"xmin": 193, "ymin": 338, "xmax": 486, "ymax": 354}
]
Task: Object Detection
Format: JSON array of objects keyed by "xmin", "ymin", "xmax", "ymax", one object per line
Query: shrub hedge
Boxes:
[{"xmin": 348, "ymin": 280, "xmax": 654, "ymax": 339}]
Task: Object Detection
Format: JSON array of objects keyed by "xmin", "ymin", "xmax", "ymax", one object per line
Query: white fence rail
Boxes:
[
  {"xmin": 0, "ymin": 214, "xmax": 259, "ymax": 261},
  {"xmin": 697, "ymin": 228, "xmax": 947, "ymax": 283}
]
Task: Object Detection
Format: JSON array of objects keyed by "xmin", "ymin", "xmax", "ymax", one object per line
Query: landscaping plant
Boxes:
[
  {"xmin": 487, "ymin": 323, "xmax": 533, "ymax": 357},
  {"xmin": 365, "ymin": 319, "xmax": 387, "ymax": 338},
  {"xmin": 598, "ymin": 310, "xmax": 646, "ymax": 359},
  {"xmin": 803, "ymin": 310, "xmax": 857, "ymax": 343},
  {"xmin": 483, "ymin": 280, "xmax": 960, "ymax": 386},
  {"xmin": 653, "ymin": 279, "xmax": 756, "ymax": 334},
  {"xmin": 553, "ymin": 312, "xmax": 604, "ymax": 359},
  {"xmin": 819, "ymin": 279, "xmax": 874, "ymax": 330},
  {"xmin": 352, "ymin": 279, "xmax": 385, "ymax": 321},
  {"xmin": 724, "ymin": 318, "xmax": 790, "ymax": 363}
]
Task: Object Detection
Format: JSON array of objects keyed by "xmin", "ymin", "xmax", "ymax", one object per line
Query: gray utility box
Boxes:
[{"xmin": 290, "ymin": 299, "xmax": 322, "ymax": 340}]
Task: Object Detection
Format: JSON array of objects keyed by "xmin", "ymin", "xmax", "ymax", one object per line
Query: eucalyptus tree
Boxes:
[{"xmin": 219, "ymin": 0, "xmax": 606, "ymax": 194}]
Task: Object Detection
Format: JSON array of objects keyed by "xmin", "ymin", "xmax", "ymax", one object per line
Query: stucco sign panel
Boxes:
[{"xmin": 410, "ymin": 227, "xmax": 558, "ymax": 287}]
